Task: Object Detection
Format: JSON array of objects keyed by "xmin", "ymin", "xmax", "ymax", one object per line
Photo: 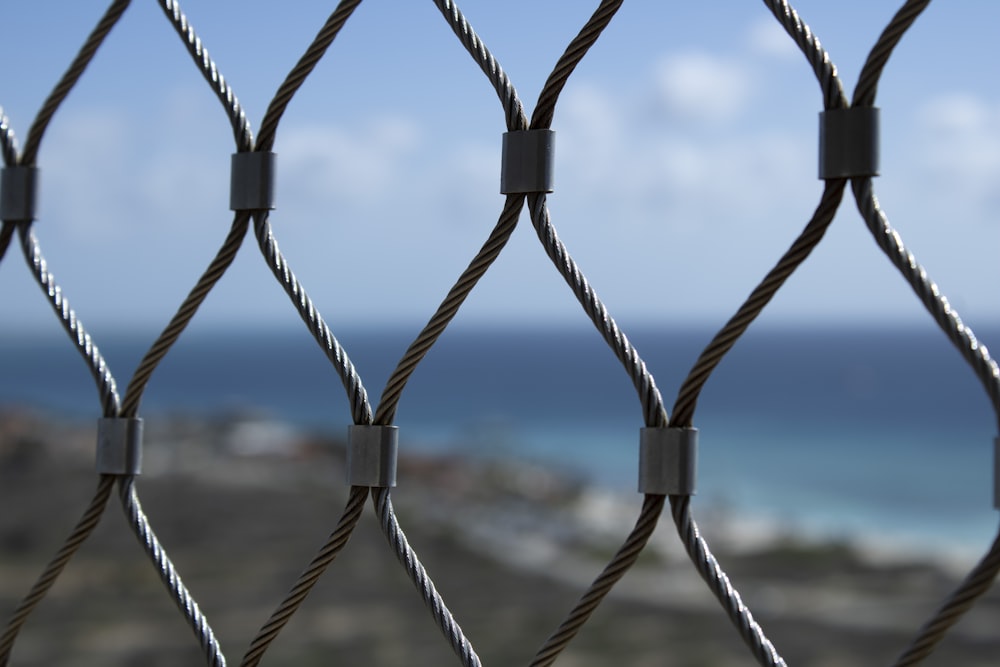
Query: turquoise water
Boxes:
[{"xmin": 1, "ymin": 323, "xmax": 997, "ymax": 552}]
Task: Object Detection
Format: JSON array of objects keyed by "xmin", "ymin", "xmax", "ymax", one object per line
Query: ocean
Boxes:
[{"xmin": 1, "ymin": 322, "xmax": 997, "ymax": 559}]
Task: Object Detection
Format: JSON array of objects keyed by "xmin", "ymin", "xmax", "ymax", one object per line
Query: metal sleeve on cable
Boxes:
[
  {"xmin": 347, "ymin": 425, "xmax": 398, "ymax": 487},
  {"xmin": 96, "ymin": 418, "xmax": 144, "ymax": 475},
  {"xmin": 230, "ymin": 151, "xmax": 276, "ymax": 210},
  {"xmin": 638, "ymin": 427, "xmax": 697, "ymax": 495},
  {"xmin": 500, "ymin": 130, "xmax": 555, "ymax": 194},
  {"xmin": 1, "ymin": 166, "xmax": 39, "ymax": 222},
  {"xmin": 819, "ymin": 107, "xmax": 880, "ymax": 179}
]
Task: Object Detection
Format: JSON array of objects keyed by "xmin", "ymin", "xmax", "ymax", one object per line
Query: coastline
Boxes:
[{"xmin": 2, "ymin": 407, "xmax": 998, "ymax": 665}]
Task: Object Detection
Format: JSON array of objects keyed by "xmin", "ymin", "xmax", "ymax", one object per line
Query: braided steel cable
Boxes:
[
  {"xmin": 432, "ymin": 0, "xmax": 526, "ymax": 132},
  {"xmin": 529, "ymin": 494, "xmax": 665, "ymax": 667},
  {"xmin": 121, "ymin": 214, "xmax": 252, "ymax": 416},
  {"xmin": 527, "ymin": 193, "xmax": 667, "ymax": 429},
  {"xmin": 0, "ymin": 476, "xmax": 115, "ymax": 667},
  {"xmin": 851, "ymin": 182, "xmax": 1000, "ymax": 422},
  {"xmin": 374, "ymin": 488, "xmax": 482, "ymax": 667},
  {"xmin": 239, "ymin": 486, "xmax": 368, "ymax": 667},
  {"xmin": 256, "ymin": 0, "xmax": 363, "ymax": 152},
  {"xmin": 375, "ymin": 0, "xmax": 534, "ymax": 424},
  {"xmin": 851, "ymin": 0, "xmax": 932, "ymax": 109},
  {"xmin": 251, "ymin": 214, "xmax": 373, "ymax": 426},
  {"xmin": 760, "ymin": 0, "xmax": 847, "ymax": 110},
  {"xmin": 374, "ymin": 197, "xmax": 522, "ymax": 424},
  {"xmin": 0, "ymin": 225, "xmax": 13, "ymax": 265},
  {"xmin": 157, "ymin": 0, "xmax": 253, "ymax": 151},
  {"xmin": 671, "ymin": 181, "xmax": 846, "ymax": 427},
  {"xmin": 117, "ymin": 476, "xmax": 226, "ymax": 667},
  {"xmin": 528, "ymin": 0, "xmax": 623, "ymax": 130},
  {"xmin": 0, "ymin": 9, "xmax": 133, "ymax": 660},
  {"xmin": 407, "ymin": 9, "xmax": 674, "ymax": 664},
  {"xmin": 672, "ymin": 496, "xmax": 787, "ymax": 666},
  {"xmin": 20, "ymin": 0, "xmax": 131, "ymax": 165},
  {"xmin": 18, "ymin": 225, "xmax": 120, "ymax": 417},
  {"xmin": 0, "ymin": 106, "xmax": 16, "ymax": 259},
  {"xmin": 838, "ymin": 1, "xmax": 1000, "ymax": 657},
  {"xmin": 893, "ymin": 523, "xmax": 1000, "ymax": 666},
  {"xmin": 672, "ymin": 0, "xmax": 849, "ymax": 428},
  {"xmin": 0, "ymin": 108, "xmax": 17, "ymax": 165}
]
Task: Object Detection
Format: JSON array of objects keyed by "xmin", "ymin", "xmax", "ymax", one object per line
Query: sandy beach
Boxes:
[{"xmin": 1, "ymin": 408, "xmax": 998, "ymax": 666}]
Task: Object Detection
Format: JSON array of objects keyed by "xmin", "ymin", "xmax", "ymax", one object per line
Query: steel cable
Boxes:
[
  {"xmin": 672, "ymin": 495, "xmax": 787, "ymax": 666},
  {"xmin": 20, "ymin": 0, "xmax": 132, "ymax": 165},
  {"xmin": 121, "ymin": 214, "xmax": 252, "ymax": 417},
  {"xmin": 251, "ymin": 214, "xmax": 373, "ymax": 426},
  {"xmin": 117, "ymin": 477, "xmax": 226, "ymax": 667},
  {"xmin": 892, "ymin": 522, "xmax": 1000, "ymax": 666},
  {"xmin": 0, "ymin": 108, "xmax": 17, "ymax": 165},
  {"xmin": 374, "ymin": 0, "xmax": 533, "ymax": 425},
  {"xmin": 0, "ymin": 476, "xmax": 115, "ymax": 667},
  {"xmin": 432, "ymin": 0, "xmax": 526, "ymax": 132},
  {"xmin": 239, "ymin": 486, "xmax": 369, "ymax": 667},
  {"xmin": 374, "ymin": 196, "xmax": 522, "ymax": 424},
  {"xmin": 150, "ymin": 5, "xmax": 377, "ymax": 664},
  {"xmin": 529, "ymin": 494, "xmax": 665, "ymax": 667},
  {"xmin": 0, "ymin": 6, "xmax": 133, "ymax": 661},
  {"xmin": 374, "ymin": 488, "xmax": 482, "ymax": 667},
  {"xmin": 256, "ymin": 0, "xmax": 363, "ymax": 153},
  {"xmin": 17, "ymin": 225, "xmax": 120, "ymax": 419},
  {"xmin": 157, "ymin": 0, "xmax": 253, "ymax": 150}
]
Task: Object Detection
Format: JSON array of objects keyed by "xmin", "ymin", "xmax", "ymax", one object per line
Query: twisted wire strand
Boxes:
[
  {"xmin": 892, "ymin": 524, "xmax": 1000, "ymax": 666},
  {"xmin": 529, "ymin": 0, "xmax": 623, "ymax": 130},
  {"xmin": 527, "ymin": 192, "xmax": 667, "ymax": 428},
  {"xmin": 0, "ymin": 108, "xmax": 17, "ymax": 165},
  {"xmin": 374, "ymin": 488, "xmax": 482, "ymax": 667},
  {"xmin": 156, "ymin": 0, "xmax": 253, "ymax": 151},
  {"xmin": 256, "ymin": 0, "xmax": 363, "ymax": 152},
  {"xmin": 239, "ymin": 486, "xmax": 369, "ymax": 667},
  {"xmin": 20, "ymin": 0, "xmax": 132, "ymax": 165},
  {"xmin": 252, "ymin": 213, "xmax": 373, "ymax": 425},
  {"xmin": 760, "ymin": 0, "xmax": 847, "ymax": 110},
  {"xmin": 117, "ymin": 477, "xmax": 226, "ymax": 667},
  {"xmin": 667, "ymin": 0, "xmax": 857, "ymax": 427},
  {"xmin": 121, "ymin": 214, "xmax": 251, "ymax": 417},
  {"xmin": 0, "ymin": 476, "xmax": 115, "ymax": 667},
  {"xmin": 851, "ymin": 182, "xmax": 1000, "ymax": 423},
  {"xmin": 672, "ymin": 496, "xmax": 787, "ymax": 667},
  {"xmin": 852, "ymin": 0, "xmax": 933, "ymax": 108},
  {"xmin": 529, "ymin": 494, "xmax": 665, "ymax": 667},
  {"xmin": 18, "ymin": 225, "xmax": 120, "ymax": 417},
  {"xmin": 666, "ymin": 6, "xmax": 844, "ymax": 662},
  {"xmin": 374, "ymin": 196, "xmax": 522, "ymax": 424},
  {"xmin": 0, "ymin": 224, "xmax": 13, "ymax": 265},
  {"xmin": 432, "ymin": 0, "xmax": 527, "ymax": 131},
  {"xmin": 671, "ymin": 181, "xmax": 846, "ymax": 426}
]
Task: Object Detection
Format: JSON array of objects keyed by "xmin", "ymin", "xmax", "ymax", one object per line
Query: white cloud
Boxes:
[
  {"xmin": 280, "ymin": 116, "xmax": 422, "ymax": 206},
  {"xmin": 745, "ymin": 16, "xmax": 801, "ymax": 60},
  {"xmin": 652, "ymin": 53, "xmax": 754, "ymax": 123},
  {"xmin": 911, "ymin": 93, "xmax": 1000, "ymax": 201}
]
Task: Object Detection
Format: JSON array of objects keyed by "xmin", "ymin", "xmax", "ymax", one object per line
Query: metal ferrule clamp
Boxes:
[
  {"xmin": 230, "ymin": 151, "xmax": 276, "ymax": 211},
  {"xmin": 500, "ymin": 129, "xmax": 555, "ymax": 194},
  {"xmin": 819, "ymin": 107, "xmax": 880, "ymax": 179},
  {"xmin": 347, "ymin": 425, "xmax": 399, "ymax": 488},
  {"xmin": 96, "ymin": 418, "xmax": 144, "ymax": 475},
  {"xmin": 639, "ymin": 427, "xmax": 698, "ymax": 495},
  {"xmin": 1, "ymin": 166, "xmax": 39, "ymax": 222}
]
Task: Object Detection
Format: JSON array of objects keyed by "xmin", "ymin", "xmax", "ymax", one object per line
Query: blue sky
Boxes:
[{"xmin": 2, "ymin": 1, "xmax": 998, "ymax": 337}]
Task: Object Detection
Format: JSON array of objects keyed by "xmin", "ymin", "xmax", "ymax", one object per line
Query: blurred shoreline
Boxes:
[{"xmin": 1, "ymin": 406, "xmax": 998, "ymax": 665}]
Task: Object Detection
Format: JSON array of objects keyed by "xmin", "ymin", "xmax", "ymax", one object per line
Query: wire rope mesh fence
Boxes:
[{"xmin": 0, "ymin": 0, "xmax": 998, "ymax": 665}]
